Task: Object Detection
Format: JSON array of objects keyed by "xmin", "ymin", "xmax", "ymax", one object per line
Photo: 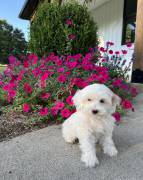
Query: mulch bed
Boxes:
[
  {"xmin": 0, "ymin": 112, "xmax": 32, "ymax": 142},
  {"xmin": 0, "ymin": 111, "xmax": 58, "ymax": 142}
]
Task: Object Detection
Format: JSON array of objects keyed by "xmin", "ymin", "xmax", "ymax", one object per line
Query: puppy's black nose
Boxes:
[{"xmin": 92, "ymin": 110, "xmax": 98, "ymax": 114}]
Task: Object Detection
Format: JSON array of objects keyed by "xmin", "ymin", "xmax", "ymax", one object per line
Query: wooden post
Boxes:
[{"xmin": 133, "ymin": 0, "xmax": 143, "ymax": 70}]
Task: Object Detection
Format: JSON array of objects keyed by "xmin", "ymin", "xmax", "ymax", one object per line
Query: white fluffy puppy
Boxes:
[{"xmin": 62, "ymin": 83, "xmax": 121, "ymax": 167}]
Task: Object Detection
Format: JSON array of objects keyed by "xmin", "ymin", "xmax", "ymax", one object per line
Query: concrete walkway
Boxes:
[{"xmin": 0, "ymin": 94, "xmax": 143, "ymax": 180}]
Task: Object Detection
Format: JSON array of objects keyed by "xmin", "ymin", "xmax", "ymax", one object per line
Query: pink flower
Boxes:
[
  {"xmin": 102, "ymin": 58, "xmax": 107, "ymax": 62},
  {"xmin": 24, "ymin": 83, "xmax": 32, "ymax": 94},
  {"xmin": 33, "ymin": 58, "xmax": 38, "ymax": 65},
  {"xmin": 121, "ymin": 99, "xmax": 132, "ymax": 109},
  {"xmin": 66, "ymin": 96, "xmax": 73, "ymax": 105},
  {"xmin": 24, "ymin": 61, "xmax": 29, "ymax": 68},
  {"xmin": 32, "ymin": 68, "xmax": 41, "ymax": 77},
  {"xmin": 57, "ymin": 67, "xmax": 65, "ymax": 73},
  {"xmin": 3, "ymin": 84, "xmax": 10, "ymax": 91},
  {"xmin": 66, "ymin": 55, "xmax": 72, "ymax": 61},
  {"xmin": 51, "ymin": 106, "xmax": 59, "ymax": 116},
  {"xmin": 41, "ymin": 93, "xmax": 51, "ymax": 100},
  {"xmin": 89, "ymin": 47, "xmax": 94, "ymax": 52},
  {"xmin": 17, "ymin": 70, "xmax": 25, "ymax": 82},
  {"xmin": 23, "ymin": 103, "xmax": 30, "ymax": 113},
  {"xmin": 70, "ymin": 78, "xmax": 82, "ymax": 87},
  {"xmin": 115, "ymin": 51, "xmax": 120, "ymax": 55},
  {"xmin": 108, "ymin": 50, "xmax": 113, "ymax": 54},
  {"xmin": 28, "ymin": 54, "xmax": 38, "ymax": 65},
  {"xmin": 99, "ymin": 70, "xmax": 109, "ymax": 82},
  {"xmin": 82, "ymin": 64, "xmax": 93, "ymax": 71},
  {"xmin": 32, "ymin": 55, "xmax": 38, "ymax": 65},
  {"xmin": 86, "ymin": 74, "xmax": 98, "ymax": 83},
  {"xmin": 61, "ymin": 108, "xmax": 71, "ymax": 118},
  {"xmin": 17, "ymin": 74, "xmax": 23, "ymax": 82},
  {"xmin": 112, "ymin": 112, "xmax": 121, "ymax": 122},
  {"xmin": 66, "ymin": 19, "xmax": 73, "ymax": 26},
  {"xmin": 122, "ymin": 50, "xmax": 127, "ymax": 55},
  {"xmin": 39, "ymin": 107, "xmax": 48, "ymax": 116},
  {"xmin": 84, "ymin": 53, "xmax": 91, "ymax": 60},
  {"xmin": 120, "ymin": 84, "xmax": 128, "ymax": 90},
  {"xmin": 99, "ymin": 47, "xmax": 106, "ymax": 52},
  {"xmin": 0, "ymin": 81, "xmax": 3, "ymax": 86},
  {"xmin": 64, "ymin": 71, "xmax": 71, "ymax": 77},
  {"xmin": 113, "ymin": 79, "xmax": 122, "ymax": 87},
  {"xmin": 8, "ymin": 90, "xmax": 16, "ymax": 98},
  {"xmin": 8, "ymin": 55, "xmax": 16, "ymax": 64},
  {"xmin": 41, "ymin": 72, "xmax": 49, "ymax": 81},
  {"xmin": 80, "ymin": 81, "xmax": 89, "ymax": 88},
  {"xmin": 71, "ymin": 109, "xmax": 76, "ymax": 114},
  {"xmin": 107, "ymin": 41, "xmax": 114, "ymax": 46},
  {"xmin": 126, "ymin": 43, "xmax": 132, "ymax": 48},
  {"xmin": 130, "ymin": 87, "xmax": 138, "ymax": 97},
  {"xmin": 55, "ymin": 60, "xmax": 63, "ymax": 66},
  {"xmin": 98, "ymin": 76, "xmax": 108, "ymax": 84},
  {"xmin": 9, "ymin": 81, "xmax": 16, "ymax": 88},
  {"xmin": 57, "ymin": 75, "xmax": 67, "ymax": 83},
  {"xmin": 4, "ymin": 82, "xmax": 15, "ymax": 90},
  {"xmin": 16, "ymin": 60, "xmax": 21, "ymax": 66},
  {"xmin": 68, "ymin": 61, "xmax": 77, "ymax": 69},
  {"xmin": 73, "ymin": 54, "xmax": 82, "ymax": 61},
  {"xmin": 55, "ymin": 101, "xmax": 65, "ymax": 110},
  {"xmin": 68, "ymin": 34, "xmax": 76, "ymax": 40},
  {"xmin": 48, "ymin": 66, "xmax": 55, "ymax": 70}
]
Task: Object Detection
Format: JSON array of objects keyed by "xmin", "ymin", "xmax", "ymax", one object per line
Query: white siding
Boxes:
[
  {"xmin": 90, "ymin": 0, "xmax": 124, "ymax": 48},
  {"xmin": 87, "ymin": 0, "xmax": 110, "ymax": 10}
]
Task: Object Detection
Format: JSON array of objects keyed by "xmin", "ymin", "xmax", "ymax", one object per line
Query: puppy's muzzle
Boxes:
[{"xmin": 92, "ymin": 110, "xmax": 99, "ymax": 114}]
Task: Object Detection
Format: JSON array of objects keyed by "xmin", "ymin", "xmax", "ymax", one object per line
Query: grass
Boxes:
[{"xmin": 0, "ymin": 64, "xmax": 6, "ymax": 73}]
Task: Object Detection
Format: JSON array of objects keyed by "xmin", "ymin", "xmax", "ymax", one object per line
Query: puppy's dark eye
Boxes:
[
  {"xmin": 88, "ymin": 98, "xmax": 92, "ymax": 101},
  {"xmin": 100, "ymin": 99, "xmax": 105, "ymax": 103}
]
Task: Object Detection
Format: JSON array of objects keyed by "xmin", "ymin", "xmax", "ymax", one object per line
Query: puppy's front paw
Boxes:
[
  {"xmin": 104, "ymin": 146, "xmax": 118, "ymax": 157},
  {"xmin": 81, "ymin": 154, "xmax": 99, "ymax": 167}
]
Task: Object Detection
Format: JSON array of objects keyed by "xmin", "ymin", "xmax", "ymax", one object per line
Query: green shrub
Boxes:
[{"xmin": 29, "ymin": 1, "xmax": 98, "ymax": 56}]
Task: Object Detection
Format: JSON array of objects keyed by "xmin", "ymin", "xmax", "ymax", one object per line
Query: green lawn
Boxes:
[{"xmin": 0, "ymin": 64, "xmax": 6, "ymax": 73}]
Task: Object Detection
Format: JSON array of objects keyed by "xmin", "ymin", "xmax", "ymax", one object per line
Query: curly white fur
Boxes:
[{"xmin": 62, "ymin": 84, "xmax": 121, "ymax": 167}]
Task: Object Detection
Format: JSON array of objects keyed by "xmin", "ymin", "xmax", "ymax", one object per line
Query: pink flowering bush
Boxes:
[{"xmin": 0, "ymin": 44, "xmax": 138, "ymax": 124}]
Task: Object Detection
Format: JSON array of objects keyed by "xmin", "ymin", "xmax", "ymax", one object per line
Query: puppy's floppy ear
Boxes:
[
  {"xmin": 72, "ymin": 90, "xmax": 82, "ymax": 110},
  {"xmin": 112, "ymin": 93, "xmax": 121, "ymax": 107}
]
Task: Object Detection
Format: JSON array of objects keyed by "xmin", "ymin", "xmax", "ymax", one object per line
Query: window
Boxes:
[{"xmin": 122, "ymin": 0, "xmax": 137, "ymax": 44}]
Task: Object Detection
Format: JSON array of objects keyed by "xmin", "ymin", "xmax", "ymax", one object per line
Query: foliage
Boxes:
[
  {"xmin": 0, "ymin": 43, "xmax": 138, "ymax": 125},
  {"xmin": 0, "ymin": 19, "xmax": 27, "ymax": 64},
  {"xmin": 29, "ymin": 1, "xmax": 98, "ymax": 56}
]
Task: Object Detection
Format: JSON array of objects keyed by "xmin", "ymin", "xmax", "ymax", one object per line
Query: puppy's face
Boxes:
[{"xmin": 73, "ymin": 84, "xmax": 121, "ymax": 117}]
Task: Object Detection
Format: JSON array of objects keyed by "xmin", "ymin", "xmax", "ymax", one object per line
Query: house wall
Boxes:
[
  {"xmin": 90, "ymin": 0, "xmax": 134, "ymax": 81},
  {"xmin": 90, "ymin": 0, "xmax": 124, "ymax": 47}
]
